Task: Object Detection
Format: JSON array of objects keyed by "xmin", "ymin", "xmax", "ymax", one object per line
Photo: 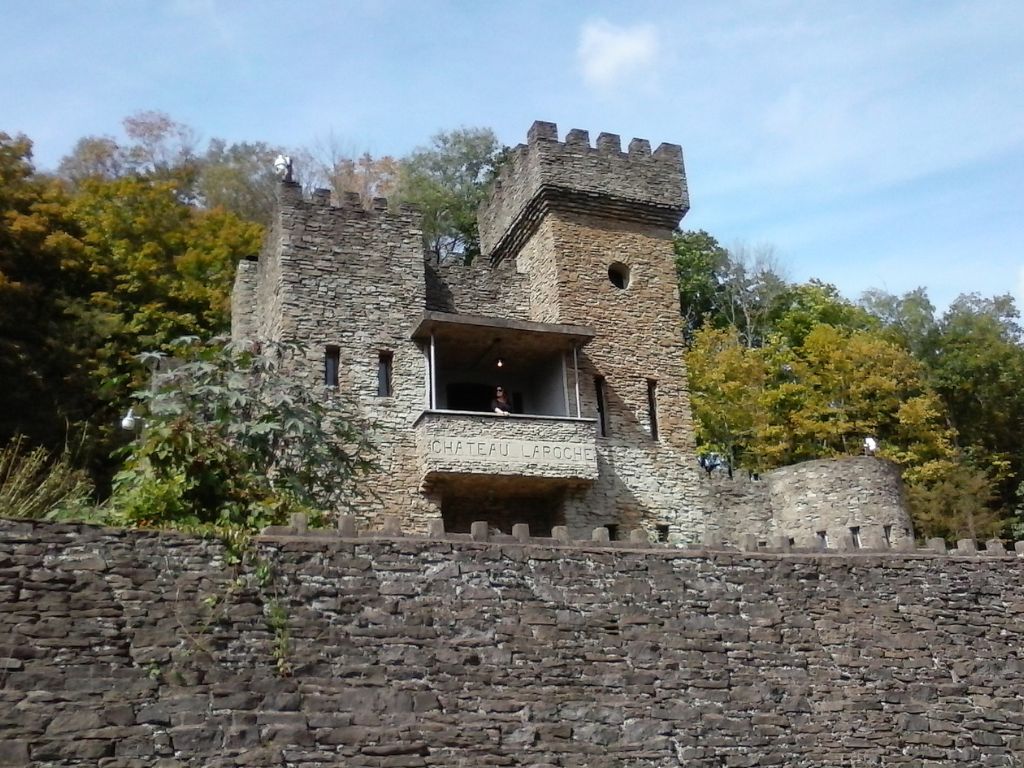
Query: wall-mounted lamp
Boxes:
[{"xmin": 121, "ymin": 408, "xmax": 137, "ymax": 431}]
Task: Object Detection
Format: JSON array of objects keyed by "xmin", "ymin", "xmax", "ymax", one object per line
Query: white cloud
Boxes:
[{"xmin": 577, "ymin": 19, "xmax": 658, "ymax": 91}]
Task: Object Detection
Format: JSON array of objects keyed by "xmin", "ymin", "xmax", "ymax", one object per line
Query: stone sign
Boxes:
[{"xmin": 425, "ymin": 436, "xmax": 595, "ymax": 465}]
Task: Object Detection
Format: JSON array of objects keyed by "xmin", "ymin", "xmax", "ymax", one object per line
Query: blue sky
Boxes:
[{"xmin": 3, "ymin": 1, "xmax": 1022, "ymax": 311}]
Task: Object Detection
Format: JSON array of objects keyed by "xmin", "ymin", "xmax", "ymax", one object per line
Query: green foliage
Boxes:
[
  {"xmin": 0, "ymin": 133, "xmax": 89, "ymax": 450},
  {"xmin": 862, "ymin": 288, "xmax": 1024, "ymax": 529},
  {"xmin": 687, "ymin": 322, "xmax": 957, "ymax": 527},
  {"xmin": 197, "ymin": 139, "xmax": 284, "ymax": 225},
  {"xmin": 0, "ymin": 436, "xmax": 95, "ymax": 521},
  {"xmin": 685, "ymin": 326, "xmax": 770, "ymax": 470},
  {"xmin": 398, "ymin": 127, "xmax": 506, "ymax": 264},
  {"xmin": 767, "ymin": 280, "xmax": 877, "ymax": 348},
  {"xmin": 109, "ymin": 337, "xmax": 376, "ymax": 532},
  {"xmin": 673, "ymin": 229, "xmax": 729, "ymax": 336},
  {"xmin": 906, "ymin": 460, "xmax": 1003, "ymax": 541},
  {"xmin": 674, "ymin": 231, "xmax": 787, "ymax": 346}
]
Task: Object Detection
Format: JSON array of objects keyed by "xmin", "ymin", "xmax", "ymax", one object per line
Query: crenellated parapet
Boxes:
[
  {"xmin": 478, "ymin": 120, "xmax": 689, "ymax": 263},
  {"xmin": 262, "ymin": 512, "xmax": 1024, "ymax": 559}
]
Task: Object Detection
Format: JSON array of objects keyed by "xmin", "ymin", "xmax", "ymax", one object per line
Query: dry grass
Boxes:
[{"xmin": 0, "ymin": 436, "xmax": 95, "ymax": 520}]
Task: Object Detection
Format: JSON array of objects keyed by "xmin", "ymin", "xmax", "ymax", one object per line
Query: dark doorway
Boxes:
[
  {"xmin": 446, "ymin": 382, "xmax": 494, "ymax": 412},
  {"xmin": 441, "ymin": 490, "xmax": 564, "ymax": 536}
]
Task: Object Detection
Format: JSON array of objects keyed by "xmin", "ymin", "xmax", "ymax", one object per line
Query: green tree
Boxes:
[
  {"xmin": 859, "ymin": 287, "xmax": 938, "ymax": 361},
  {"xmin": 906, "ymin": 460, "xmax": 1003, "ymax": 541},
  {"xmin": 110, "ymin": 338, "xmax": 376, "ymax": 531},
  {"xmin": 927, "ymin": 293, "xmax": 1024, "ymax": 515},
  {"xmin": 768, "ymin": 280, "xmax": 877, "ymax": 348},
  {"xmin": 196, "ymin": 139, "xmax": 284, "ymax": 224},
  {"xmin": 673, "ymin": 229, "xmax": 729, "ymax": 337},
  {"xmin": 0, "ymin": 133, "xmax": 92, "ymax": 451},
  {"xmin": 397, "ymin": 127, "xmax": 505, "ymax": 264},
  {"xmin": 685, "ymin": 326, "xmax": 770, "ymax": 471}
]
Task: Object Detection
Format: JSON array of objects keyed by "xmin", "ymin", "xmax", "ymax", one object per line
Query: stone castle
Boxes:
[{"xmin": 231, "ymin": 120, "xmax": 913, "ymax": 548}]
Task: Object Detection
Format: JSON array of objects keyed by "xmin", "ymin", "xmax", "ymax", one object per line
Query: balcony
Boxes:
[{"xmin": 415, "ymin": 410, "xmax": 598, "ymax": 482}]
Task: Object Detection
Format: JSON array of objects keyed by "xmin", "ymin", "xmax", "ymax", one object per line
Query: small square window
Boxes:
[
  {"xmin": 606, "ymin": 524, "xmax": 619, "ymax": 541},
  {"xmin": 656, "ymin": 524, "xmax": 670, "ymax": 543}
]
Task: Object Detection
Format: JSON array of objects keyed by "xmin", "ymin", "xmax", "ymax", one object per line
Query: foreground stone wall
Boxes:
[{"xmin": 2, "ymin": 519, "xmax": 1023, "ymax": 768}]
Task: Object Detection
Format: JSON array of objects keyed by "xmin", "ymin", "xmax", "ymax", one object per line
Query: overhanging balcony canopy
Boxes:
[
  {"xmin": 411, "ymin": 311, "xmax": 595, "ymax": 367},
  {"xmin": 412, "ymin": 311, "xmax": 596, "ymax": 417}
]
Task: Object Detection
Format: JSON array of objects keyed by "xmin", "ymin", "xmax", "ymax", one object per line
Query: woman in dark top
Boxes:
[{"xmin": 491, "ymin": 386, "xmax": 511, "ymax": 415}]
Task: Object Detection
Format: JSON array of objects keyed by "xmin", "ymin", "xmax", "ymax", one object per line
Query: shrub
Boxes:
[{"xmin": 109, "ymin": 337, "xmax": 375, "ymax": 532}]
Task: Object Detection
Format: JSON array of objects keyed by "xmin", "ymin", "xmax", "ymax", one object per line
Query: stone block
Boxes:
[
  {"xmin": 338, "ymin": 515, "xmax": 358, "ymax": 538},
  {"xmin": 470, "ymin": 521, "xmax": 489, "ymax": 542},
  {"xmin": 984, "ymin": 539, "xmax": 1006, "ymax": 555},
  {"xmin": 629, "ymin": 529, "xmax": 650, "ymax": 545}
]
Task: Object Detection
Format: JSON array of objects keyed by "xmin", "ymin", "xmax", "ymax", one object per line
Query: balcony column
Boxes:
[
  {"xmin": 429, "ymin": 332, "xmax": 437, "ymax": 410},
  {"xmin": 572, "ymin": 344, "xmax": 582, "ymax": 418}
]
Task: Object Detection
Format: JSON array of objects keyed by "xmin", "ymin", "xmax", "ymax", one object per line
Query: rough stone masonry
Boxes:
[
  {"xmin": 1, "ymin": 518, "xmax": 1022, "ymax": 767},
  {"xmin": 231, "ymin": 120, "xmax": 916, "ymax": 546}
]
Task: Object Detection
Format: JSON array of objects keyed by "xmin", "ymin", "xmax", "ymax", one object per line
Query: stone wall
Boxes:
[
  {"xmin": 767, "ymin": 456, "xmax": 913, "ymax": 547},
  {"xmin": 701, "ymin": 457, "xmax": 914, "ymax": 547},
  {"xmin": 549, "ymin": 211, "xmax": 706, "ymax": 541},
  {"xmin": 239, "ymin": 187, "xmax": 441, "ymax": 530},
  {"xmin": 2, "ymin": 519, "xmax": 1023, "ymax": 768},
  {"xmin": 424, "ymin": 258, "xmax": 531, "ymax": 319},
  {"xmin": 415, "ymin": 411, "xmax": 599, "ymax": 482},
  {"xmin": 702, "ymin": 471, "xmax": 773, "ymax": 543}
]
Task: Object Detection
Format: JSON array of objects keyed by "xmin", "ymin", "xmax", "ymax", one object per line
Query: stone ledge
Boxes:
[{"xmin": 257, "ymin": 514, "xmax": 1023, "ymax": 560}]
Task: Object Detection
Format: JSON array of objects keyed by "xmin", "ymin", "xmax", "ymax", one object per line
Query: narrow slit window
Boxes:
[
  {"xmin": 646, "ymin": 379, "xmax": 659, "ymax": 440},
  {"xmin": 325, "ymin": 345, "xmax": 340, "ymax": 387},
  {"xmin": 849, "ymin": 526, "xmax": 862, "ymax": 549},
  {"xmin": 656, "ymin": 524, "xmax": 670, "ymax": 543},
  {"xmin": 606, "ymin": 524, "xmax": 619, "ymax": 541},
  {"xmin": 594, "ymin": 376, "xmax": 607, "ymax": 437},
  {"xmin": 816, "ymin": 530, "xmax": 829, "ymax": 548},
  {"xmin": 883, "ymin": 525, "xmax": 892, "ymax": 546},
  {"xmin": 377, "ymin": 351, "xmax": 393, "ymax": 397}
]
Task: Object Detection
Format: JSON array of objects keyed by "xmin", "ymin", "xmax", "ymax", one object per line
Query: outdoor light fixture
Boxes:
[
  {"xmin": 496, "ymin": 358, "xmax": 504, "ymax": 368},
  {"xmin": 120, "ymin": 408, "xmax": 137, "ymax": 431}
]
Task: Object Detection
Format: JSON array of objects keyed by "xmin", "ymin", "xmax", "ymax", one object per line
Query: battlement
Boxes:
[
  {"xmin": 263, "ymin": 513, "xmax": 1024, "ymax": 560},
  {"xmin": 478, "ymin": 120, "xmax": 690, "ymax": 263},
  {"xmin": 276, "ymin": 179, "xmax": 418, "ymax": 218}
]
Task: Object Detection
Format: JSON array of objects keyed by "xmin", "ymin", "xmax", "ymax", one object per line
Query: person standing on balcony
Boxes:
[{"xmin": 491, "ymin": 386, "xmax": 512, "ymax": 416}]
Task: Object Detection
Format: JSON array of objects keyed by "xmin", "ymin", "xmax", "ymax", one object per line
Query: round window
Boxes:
[{"xmin": 608, "ymin": 262, "xmax": 630, "ymax": 289}]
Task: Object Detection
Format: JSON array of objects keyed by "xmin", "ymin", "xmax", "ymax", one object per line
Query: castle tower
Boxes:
[
  {"xmin": 232, "ymin": 182, "xmax": 443, "ymax": 527},
  {"xmin": 478, "ymin": 121, "xmax": 706, "ymax": 540}
]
